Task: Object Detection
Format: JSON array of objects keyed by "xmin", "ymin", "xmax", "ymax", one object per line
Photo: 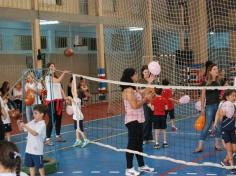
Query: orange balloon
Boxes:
[
  {"xmin": 194, "ymin": 114, "xmax": 206, "ymax": 131},
  {"xmin": 24, "ymin": 89, "xmax": 35, "ymax": 106},
  {"xmin": 64, "ymin": 48, "xmax": 74, "ymax": 57}
]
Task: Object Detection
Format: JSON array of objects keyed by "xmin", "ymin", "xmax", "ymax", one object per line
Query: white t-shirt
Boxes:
[
  {"xmin": 72, "ymin": 97, "xmax": 84, "ymax": 121},
  {"xmin": 12, "ymin": 88, "xmax": 22, "ymax": 100},
  {"xmin": 45, "ymin": 76, "xmax": 62, "ymax": 100},
  {"xmin": 25, "ymin": 82, "xmax": 42, "ymax": 105},
  {"xmin": 25, "ymin": 120, "xmax": 46, "ymax": 155},
  {"xmin": 1, "ymin": 103, "xmax": 10, "ymax": 124}
]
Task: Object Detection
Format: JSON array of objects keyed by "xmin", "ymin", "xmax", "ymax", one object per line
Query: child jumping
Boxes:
[
  {"xmin": 66, "ymin": 75, "xmax": 89, "ymax": 148},
  {"xmin": 17, "ymin": 104, "xmax": 47, "ymax": 176}
]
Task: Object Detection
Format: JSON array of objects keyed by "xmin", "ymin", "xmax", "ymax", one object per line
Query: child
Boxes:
[
  {"xmin": 161, "ymin": 79, "xmax": 179, "ymax": 131},
  {"xmin": 1, "ymin": 97, "xmax": 12, "ymax": 141},
  {"xmin": 17, "ymin": 104, "xmax": 47, "ymax": 176},
  {"xmin": 66, "ymin": 76, "xmax": 89, "ymax": 148},
  {"xmin": 213, "ymin": 90, "xmax": 236, "ymax": 167},
  {"xmin": 0, "ymin": 141, "xmax": 28, "ymax": 176},
  {"xmin": 149, "ymin": 88, "xmax": 168, "ymax": 149}
]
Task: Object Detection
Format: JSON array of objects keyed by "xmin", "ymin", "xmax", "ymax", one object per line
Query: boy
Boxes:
[
  {"xmin": 17, "ymin": 104, "xmax": 47, "ymax": 176},
  {"xmin": 149, "ymin": 88, "xmax": 168, "ymax": 149}
]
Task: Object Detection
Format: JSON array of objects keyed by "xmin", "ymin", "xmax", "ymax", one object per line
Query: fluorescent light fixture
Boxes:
[
  {"xmin": 128, "ymin": 27, "xmax": 143, "ymax": 31},
  {"xmin": 209, "ymin": 32, "xmax": 215, "ymax": 35},
  {"xmin": 40, "ymin": 20, "xmax": 59, "ymax": 25}
]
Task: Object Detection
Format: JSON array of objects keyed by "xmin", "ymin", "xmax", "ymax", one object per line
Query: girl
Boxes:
[
  {"xmin": 213, "ymin": 90, "xmax": 236, "ymax": 166},
  {"xmin": 45, "ymin": 63, "xmax": 69, "ymax": 146},
  {"xmin": 194, "ymin": 64, "xmax": 222, "ymax": 153},
  {"xmin": 121, "ymin": 68, "xmax": 154, "ymax": 176},
  {"xmin": 66, "ymin": 76, "xmax": 89, "ymax": 148},
  {"xmin": 1, "ymin": 97, "xmax": 12, "ymax": 141}
]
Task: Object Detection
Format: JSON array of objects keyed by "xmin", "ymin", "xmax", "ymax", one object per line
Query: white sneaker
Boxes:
[
  {"xmin": 138, "ymin": 165, "xmax": 155, "ymax": 173},
  {"xmin": 125, "ymin": 167, "xmax": 140, "ymax": 176}
]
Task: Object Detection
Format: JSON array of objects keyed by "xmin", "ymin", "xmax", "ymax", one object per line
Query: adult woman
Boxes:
[
  {"xmin": 194, "ymin": 64, "xmax": 222, "ymax": 153},
  {"xmin": 139, "ymin": 65, "xmax": 159, "ymax": 144},
  {"xmin": 45, "ymin": 63, "xmax": 69, "ymax": 146},
  {"xmin": 121, "ymin": 68, "xmax": 154, "ymax": 176}
]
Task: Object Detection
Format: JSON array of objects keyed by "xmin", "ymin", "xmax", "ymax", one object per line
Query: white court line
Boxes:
[
  {"xmin": 206, "ymin": 174, "xmax": 217, "ymax": 176},
  {"xmin": 72, "ymin": 171, "xmax": 82, "ymax": 174},
  {"xmin": 109, "ymin": 171, "xmax": 120, "ymax": 174},
  {"xmin": 57, "ymin": 171, "xmax": 64, "ymax": 174},
  {"xmin": 91, "ymin": 171, "xmax": 101, "ymax": 174},
  {"xmin": 169, "ymin": 172, "xmax": 178, "ymax": 175},
  {"xmin": 187, "ymin": 173, "xmax": 197, "ymax": 175}
]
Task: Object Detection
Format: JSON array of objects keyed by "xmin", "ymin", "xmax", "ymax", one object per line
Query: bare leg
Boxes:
[
  {"xmin": 39, "ymin": 168, "xmax": 45, "ymax": 176},
  {"xmin": 29, "ymin": 167, "xmax": 36, "ymax": 176}
]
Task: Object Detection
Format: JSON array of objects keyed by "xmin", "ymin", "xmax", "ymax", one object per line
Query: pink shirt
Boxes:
[{"xmin": 124, "ymin": 91, "xmax": 145, "ymax": 124}]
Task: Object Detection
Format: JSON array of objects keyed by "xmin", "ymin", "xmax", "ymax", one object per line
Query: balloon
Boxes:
[
  {"xmin": 148, "ymin": 61, "xmax": 161, "ymax": 76},
  {"xmin": 195, "ymin": 100, "xmax": 201, "ymax": 111},
  {"xmin": 142, "ymin": 88, "xmax": 155, "ymax": 103},
  {"xmin": 66, "ymin": 105, "xmax": 73, "ymax": 116},
  {"xmin": 179, "ymin": 95, "xmax": 190, "ymax": 104},
  {"xmin": 24, "ymin": 89, "xmax": 35, "ymax": 106},
  {"xmin": 9, "ymin": 110, "xmax": 21, "ymax": 120},
  {"xmin": 194, "ymin": 114, "xmax": 206, "ymax": 131},
  {"xmin": 64, "ymin": 48, "xmax": 74, "ymax": 57}
]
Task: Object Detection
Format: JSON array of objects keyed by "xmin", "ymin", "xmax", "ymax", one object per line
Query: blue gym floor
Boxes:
[{"xmin": 12, "ymin": 114, "xmax": 235, "ymax": 176}]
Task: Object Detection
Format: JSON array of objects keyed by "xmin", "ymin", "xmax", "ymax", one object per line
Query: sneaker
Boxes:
[
  {"xmin": 138, "ymin": 165, "xmax": 155, "ymax": 173},
  {"xmin": 81, "ymin": 139, "xmax": 89, "ymax": 148},
  {"xmin": 73, "ymin": 139, "xmax": 83, "ymax": 147},
  {"xmin": 56, "ymin": 136, "xmax": 66, "ymax": 142},
  {"xmin": 45, "ymin": 139, "xmax": 53, "ymax": 146},
  {"xmin": 153, "ymin": 144, "xmax": 161, "ymax": 149},
  {"xmin": 163, "ymin": 143, "xmax": 168, "ymax": 148},
  {"xmin": 171, "ymin": 126, "xmax": 178, "ymax": 131},
  {"xmin": 125, "ymin": 167, "xmax": 140, "ymax": 176}
]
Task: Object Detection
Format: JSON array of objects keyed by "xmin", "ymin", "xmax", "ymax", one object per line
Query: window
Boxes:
[
  {"xmin": 80, "ymin": 0, "xmax": 88, "ymax": 15},
  {"xmin": 41, "ymin": 36, "xmax": 47, "ymax": 49},
  {"xmin": 14, "ymin": 35, "xmax": 32, "ymax": 50},
  {"xmin": 55, "ymin": 36, "xmax": 68, "ymax": 48},
  {"xmin": 0, "ymin": 34, "xmax": 2, "ymax": 50}
]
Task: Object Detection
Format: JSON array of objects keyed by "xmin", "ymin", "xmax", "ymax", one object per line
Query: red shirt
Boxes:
[
  {"xmin": 151, "ymin": 95, "xmax": 168, "ymax": 116},
  {"xmin": 161, "ymin": 89, "xmax": 174, "ymax": 110}
]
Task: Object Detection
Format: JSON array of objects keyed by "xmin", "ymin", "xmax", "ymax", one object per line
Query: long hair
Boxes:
[
  {"xmin": 141, "ymin": 65, "xmax": 148, "ymax": 79},
  {"xmin": 205, "ymin": 64, "xmax": 220, "ymax": 86},
  {"xmin": 120, "ymin": 68, "xmax": 136, "ymax": 91},
  {"xmin": 0, "ymin": 141, "xmax": 21, "ymax": 176},
  {"xmin": 47, "ymin": 62, "xmax": 58, "ymax": 78},
  {"xmin": 0, "ymin": 81, "xmax": 10, "ymax": 97}
]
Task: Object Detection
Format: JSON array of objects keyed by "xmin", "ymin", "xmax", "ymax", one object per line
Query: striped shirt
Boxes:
[{"xmin": 124, "ymin": 91, "xmax": 145, "ymax": 124}]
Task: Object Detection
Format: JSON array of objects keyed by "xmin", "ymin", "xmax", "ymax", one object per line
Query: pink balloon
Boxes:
[
  {"xmin": 195, "ymin": 100, "xmax": 201, "ymax": 111},
  {"xmin": 148, "ymin": 61, "xmax": 161, "ymax": 75},
  {"xmin": 66, "ymin": 105, "xmax": 73, "ymax": 116},
  {"xmin": 179, "ymin": 95, "xmax": 190, "ymax": 104}
]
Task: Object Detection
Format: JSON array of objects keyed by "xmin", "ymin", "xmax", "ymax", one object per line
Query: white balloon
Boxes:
[
  {"xmin": 179, "ymin": 95, "xmax": 190, "ymax": 104},
  {"xmin": 148, "ymin": 61, "xmax": 161, "ymax": 76},
  {"xmin": 195, "ymin": 100, "xmax": 201, "ymax": 111},
  {"xmin": 66, "ymin": 105, "xmax": 73, "ymax": 115}
]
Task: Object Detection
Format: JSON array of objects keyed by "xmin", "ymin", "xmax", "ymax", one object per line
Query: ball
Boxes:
[
  {"xmin": 64, "ymin": 48, "xmax": 74, "ymax": 57},
  {"xmin": 66, "ymin": 105, "xmax": 73, "ymax": 116},
  {"xmin": 194, "ymin": 114, "xmax": 206, "ymax": 131},
  {"xmin": 148, "ymin": 61, "xmax": 161, "ymax": 76},
  {"xmin": 24, "ymin": 89, "xmax": 35, "ymax": 106},
  {"xmin": 179, "ymin": 95, "xmax": 190, "ymax": 104}
]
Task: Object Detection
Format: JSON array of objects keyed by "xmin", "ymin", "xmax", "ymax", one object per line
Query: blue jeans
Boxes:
[
  {"xmin": 143, "ymin": 103, "xmax": 153, "ymax": 141},
  {"xmin": 200, "ymin": 103, "xmax": 221, "ymax": 141}
]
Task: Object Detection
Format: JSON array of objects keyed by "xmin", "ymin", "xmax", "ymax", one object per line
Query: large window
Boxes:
[
  {"xmin": 14, "ymin": 35, "xmax": 32, "ymax": 50},
  {"xmin": 55, "ymin": 36, "xmax": 68, "ymax": 48}
]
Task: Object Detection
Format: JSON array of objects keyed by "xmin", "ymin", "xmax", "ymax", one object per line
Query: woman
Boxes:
[
  {"xmin": 194, "ymin": 64, "xmax": 222, "ymax": 153},
  {"xmin": 139, "ymin": 65, "xmax": 159, "ymax": 144},
  {"xmin": 45, "ymin": 63, "xmax": 69, "ymax": 146},
  {"xmin": 121, "ymin": 68, "xmax": 154, "ymax": 176}
]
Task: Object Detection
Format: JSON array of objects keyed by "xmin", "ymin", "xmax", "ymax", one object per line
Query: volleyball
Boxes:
[
  {"xmin": 66, "ymin": 105, "xmax": 73, "ymax": 116},
  {"xmin": 148, "ymin": 61, "xmax": 161, "ymax": 76},
  {"xmin": 179, "ymin": 95, "xmax": 190, "ymax": 104},
  {"xmin": 194, "ymin": 114, "xmax": 206, "ymax": 131},
  {"xmin": 64, "ymin": 48, "xmax": 74, "ymax": 57}
]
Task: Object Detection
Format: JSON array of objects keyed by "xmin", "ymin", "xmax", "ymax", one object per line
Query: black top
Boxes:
[{"xmin": 202, "ymin": 81, "xmax": 220, "ymax": 105}]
